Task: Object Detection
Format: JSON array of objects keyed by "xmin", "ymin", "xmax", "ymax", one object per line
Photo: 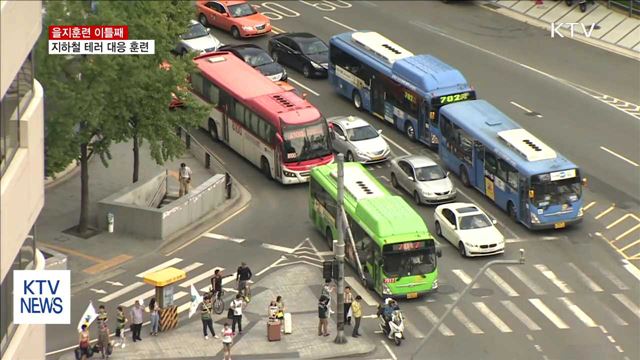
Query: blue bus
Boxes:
[
  {"xmin": 437, "ymin": 100, "xmax": 585, "ymax": 230},
  {"xmin": 328, "ymin": 31, "xmax": 476, "ymax": 147}
]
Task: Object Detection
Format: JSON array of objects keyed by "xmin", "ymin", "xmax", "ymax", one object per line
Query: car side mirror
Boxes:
[
  {"xmin": 446, "ymin": 171, "xmax": 450, "ymax": 177},
  {"xmin": 337, "ymin": 134, "xmax": 346, "ymax": 141},
  {"xmin": 377, "ymin": 129, "xmax": 382, "ymax": 134},
  {"xmin": 436, "ymin": 247, "xmax": 442, "ymax": 258},
  {"xmin": 492, "ymin": 219, "xmax": 498, "ymax": 225},
  {"xmin": 292, "ymin": 50, "xmax": 301, "ymax": 55},
  {"xmin": 222, "ymin": 12, "xmax": 229, "ymax": 17},
  {"xmin": 252, "ymin": 5, "xmax": 258, "ymax": 10}
]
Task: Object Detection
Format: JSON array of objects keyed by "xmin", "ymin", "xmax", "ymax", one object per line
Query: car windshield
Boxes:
[
  {"xmin": 282, "ymin": 119, "xmax": 331, "ymax": 163},
  {"xmin": 459, "ymin": 214, "xmax": 492, "ymax": 230},
  {"xmin": 531, "ymin": 176, "xmax": 582, "ymax": 207},
  {"xmin": 229, "ymin": 3, "xmax": 257, "ymax": 18},
  {"xmin": 383, "ymin": 249, "xmax": 436, "ymax": 277},
  {"xmin": 181, "ymin": 23, "xmax": 209, "ymax": 40},
  {"xmin": 242, "ymin": 51, "xmax": 273, "ymax": 67},
  {"xmin": 346, "ymin": 124, "xmax": 378, "ymax": 141},
  {"xmin": 299, "ymin": 39, "xmax": 328, "ymax": 55},
  {"xmin": 416, "ymin": 165, "xmax": 446, "ymax": 181}
]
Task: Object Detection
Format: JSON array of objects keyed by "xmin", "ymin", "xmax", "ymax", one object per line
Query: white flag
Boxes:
[
  {"xmin": 188, "ymin": 284, "xmax": 203, "ymax": 319},
  {"xmin": 77, "ymin": 301, "xmax": 98, "ymax": 332}
]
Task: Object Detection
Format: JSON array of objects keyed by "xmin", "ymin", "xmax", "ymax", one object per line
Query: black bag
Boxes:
[
  {"xmin": 227, "ymin": 308, "xmax": 234, "ymax": 319},
  {"xmin": 74, "ymin": 347, "xmax": 82, "ymax": 360},
  {"xmin": 106, "ymin": 342, "xmax": 113, "ymax": 356}
]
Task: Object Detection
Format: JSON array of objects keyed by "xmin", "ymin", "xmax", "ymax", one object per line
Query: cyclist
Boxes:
[
  {"xmin": 210, "ymin": 269, "xmax": 224, "ymax": 299},
  {"xmin": 236, "ymin": 262, "xmax": 253, "ymax": 301}
]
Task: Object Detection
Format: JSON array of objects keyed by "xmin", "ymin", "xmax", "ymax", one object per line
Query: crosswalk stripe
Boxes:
[
  {"xmin": 179, "ymin": 267, "xmax": 223, "ymax": 288},
  {"xmin": 121, "ymin": 288, "xmax": 156, "ymax": 307},
  {"xmin": 534, "ymin": 264, "xmax": 574, "ymax": 294},
  {"xmin": 452, "ymin": 269, "xmax": 479, "ymax": 289},
  {"xmin": 417, "ymin": 306, "xmax": 454, "ymax": 336},
  {"xmin": 136, "ymin": 258, "xmax": 183, "ymax": 278},
  {"xmin": 568, "ymin": 263, "xmax": 603, "ymax": 292},
  {"xmin": 345, "ymin": 276, "xmax": 378, "ymax": 307},
  {"xmin": 404, "ymin": 319, "xmax": 425, "ymax": 338},
  {"xmin": 452, "ymin": 308, "xmax": 484, "ymax": 334},
  {"xmin": 98, "ymin": 282, "xmax": 144, "ymax": 303},
  {"xmin": 596, "ymin": 266, "xmax": 630, "ymax": 290},
  {"xmin": 558, "ymin": 297, "xmax": 597, "ymax": 327},
  {"xmin": 612, "ymin": 293, "xmax": 640, "ymax": 318},
  {"xmin": 601, "ymin": 302, "xmax": 629, "ymax": 326},
  {"xmin": 529, "ymin": 298, "xmax": 569, "ymax": 329},
  {"xmin": 507, "ymin": 266, "xmax": 546, "ymax": 295},
  {"xmin": 500, "ymin": 300, "xmax": 541, "ymax": 331},
  {"xmin": 180, "ymin": 262, "xmax": 204, "ymax": 273},
  {"xmin": 473, "ymin": 302, "xmax": 512, "ymax": 333},
  {"xmin": 485, "ymin": 269, "xmax": 518, "ymax": 296}
]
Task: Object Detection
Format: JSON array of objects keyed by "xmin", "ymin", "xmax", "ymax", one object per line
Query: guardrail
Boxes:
[{"xmin": 606, "ymin": 0, "xmax": 640, "ymax": 17}]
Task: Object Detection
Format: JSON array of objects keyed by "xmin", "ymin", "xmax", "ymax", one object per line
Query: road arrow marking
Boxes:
[
  {"xmin": 106, "ymin": 281, "xmax": 123, "ymax": 286},
  {"xmin": 90, "ymin": 289, "xmax": 107, "ymax": 294},
  {"xmin": 261, "ymin": 243, "xmax": 295, "ymax": 254},
  {"xmin": 362, "ymin": 314, "xmax": 378, "ymax": 319},
  {"xmin": 202, "ymin": 233, "xmax": 246, "ymax": 243}
]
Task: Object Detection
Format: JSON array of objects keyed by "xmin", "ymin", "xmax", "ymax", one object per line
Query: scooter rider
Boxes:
[{"xmin": 378, "ymin": 298, "xmax": 398, "ymax": 335}]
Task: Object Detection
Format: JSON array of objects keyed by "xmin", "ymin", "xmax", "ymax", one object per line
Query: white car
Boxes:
[
  {"xmin": 434, "ymin": 202, "xmax": 505, "ymax": 257},
  {"xmin": 175, "ymin": 20, "xmax": 222, "ymax": 55},
  {"xmin": 328, "ymin": 116, "xmax": 390, "ymax": 164}
]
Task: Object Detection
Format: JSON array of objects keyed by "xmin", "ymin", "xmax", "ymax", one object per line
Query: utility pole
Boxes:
[
  {"xmin": 334, "ymin": 154, "xmax": 347, "ymax": 344},
  {"xmin": 411, "ymin": 249, "xmax": 526, "ymax": 359}
]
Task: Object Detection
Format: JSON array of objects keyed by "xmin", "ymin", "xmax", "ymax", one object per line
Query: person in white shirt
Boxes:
[
  {"xmin": 178, "ymin": 162, "xmax": 193, "ymax": 196},
  {"xmin": 230, "ymin": 294, "xmax": 245, "ymax": 333}
]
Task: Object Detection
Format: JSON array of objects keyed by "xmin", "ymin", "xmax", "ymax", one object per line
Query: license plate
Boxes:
[
  {"xmin": 554, "ymin": 222, "xmax": 566, "ymax": 229},
  {"xmin": 407, "ymin": 292, "xmax": 418, "ymax": 299}
]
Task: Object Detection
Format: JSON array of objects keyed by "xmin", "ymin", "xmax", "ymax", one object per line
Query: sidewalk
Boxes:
[
  {"xmin": 36, "ymin": 139, "xmax": 247, "ymax": 289},
  {"xmin": 56, "ymin": 264, "xmax": 377, "ymax": 360},
  {"xmin": 487, "ymin": 0, "xmax": 640, "ymax": 59}
]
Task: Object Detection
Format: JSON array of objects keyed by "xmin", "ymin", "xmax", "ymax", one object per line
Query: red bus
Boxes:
[{"xmin": 191, "ymin": 52, "xmax": 333, "ymax": 184}]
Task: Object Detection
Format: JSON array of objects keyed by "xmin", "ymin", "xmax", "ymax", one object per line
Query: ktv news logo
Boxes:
[{"xmin": 13, "ymin": 270, "xmax": 71, "ymax": 324}]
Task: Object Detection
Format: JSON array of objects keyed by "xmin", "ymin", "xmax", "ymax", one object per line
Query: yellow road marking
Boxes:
[
  {"xmin": 83, "ymin": 254, "xmax": 133, "ymax": 274},
  {"xmin": 583, "ymin": 201, "xmax": 596, "ymax": 211},
  {"xmin": 606, "ymin": 213, "xmax": 640, "ymax": 229},
  {"xmin": 40, "ymin": 242, "xmax": 103, "ymax": 263},
  {"xmin": 595, "ymin": 204, "xmax": 616, "ymax": 219},
  {"xmin": 619, "ymin": 239, "xmax": 640, "ymax": 252},
  {"xmin": 616, "ymin": 224, "xmax": 640, "ymax": 242}
]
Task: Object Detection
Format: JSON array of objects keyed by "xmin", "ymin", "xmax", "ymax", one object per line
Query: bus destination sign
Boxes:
[
  {"xmin": 432, "ymin": 91, "xmax": 476, "ymax": 106},
  {"xmin": 388, "ymin": 241, "xmax": 426, "ymax": 252}
]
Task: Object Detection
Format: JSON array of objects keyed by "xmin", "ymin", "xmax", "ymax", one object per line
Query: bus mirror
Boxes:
[
  {"xmin": 528, "ymin": 190, "xmax": 534, "ymax": 199},
  {"xmin": 581, "ymin": 177, "xmax": 588, "ymax": 187}
]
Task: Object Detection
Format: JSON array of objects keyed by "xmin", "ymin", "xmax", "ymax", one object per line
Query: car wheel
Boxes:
[
  {"xmin": 231, "ymin": 26, "xmax": 241, "ymax": 39},
  {"xmin": 271, "ymin": 51, "xmax": 279, "ymax": 63},
  {"xmin": 391, "ymin": 173, "xmax": 399, "ymax": 189},
  {"xmin": 326, "ymin": 228, "xmax": 334, "ymax": 251},
  {"xmin": 208, "ymin": 119, "xmax": 219, "ymax": 141},
  {"xmin": 460, "ymin": 165, "xmax": 470, "ymax": 187},
  {"xmin": 346, "ymin": 151, "xmax": 354, "ymax": 162},
  {"xmin": 459, "ymin": 242, "xmax": 467, "ymax": 257},
  {"xmin": 405, "ymin": 122, "xmax": 416, "ymax": 141},
  {"xmin": 303, "ymin": 64, "xmax": 311, "ymax": 78},
  {"xmin": 352, "ymin": 90, "xmax": 362, "ymax": 111},
  {"xmin": 261, "ymin": 157, "xmax": 272, "ymax": 180},
  {"xmin": 507, "ymin": 202, "xmax": 517, "ymax": 221},
  {"xmin": 199, "ymin": 14, "xmax": 209, "ymax": 27},
  {"xmin": 413, "ymin": 191, "xmax": 421, "ymax": 205},
  {"xmin": 435, "ymin": 221, "xmax": 442, "ymax": 237}
]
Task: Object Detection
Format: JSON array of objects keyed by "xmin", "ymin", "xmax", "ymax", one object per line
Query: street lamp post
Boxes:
[
  {"xmin": 334, "ymin": 154, "xmax": 347, "ymax": 344},
  {"xmin": 411, "ymin": 249, "xmax": 526, "ymax": 359}
]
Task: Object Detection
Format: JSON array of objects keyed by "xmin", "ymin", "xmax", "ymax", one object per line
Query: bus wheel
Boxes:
[
  {"xmin": 507, "ymin": 202, "xmax": 517, "ymax": 221},
  {"xmin": 352, "ymin": 91, "xmax": 362, "ymax": 111},
  {"xmin": 413, "ymin": 191, "xmax": 421, "ymax": 205},
  {"xmin": 208, "ymin": 119, "xmax": 219, "ymax": 141},
  {"xmin": 435, "ymin": 221, "xmax": 442, "ymax": 237},
  {"xmin": 303, "ymin": 64, "xmax": 311, "ymax": 78},
  {"xmin": 231, "ymin": 26, "xmax": 241, "ymax": 39},
  {"xmin": 391, "ymin": 173, "xmax": 399, "ymax": 189},
  {"xmin": 460, "ymin": 166, "xmax": 470, "ymax": 187},
  {"xmin": 326, "ymin": 228, "xmax": 334, "ymax": 251},
  {"xmin": 458, "ymin": 242, "xmax": 467, "ymax": 257},
  {"xmin": 346, "ymin": 152, "xmax": 354, "ymax": 162},
  {"xmin": 261, "ymin": 157, "xmax": 272, "ymax": 180},
  {"xmin": 405, "ymin": 123, "xmax": 416, "ymax": 141}
]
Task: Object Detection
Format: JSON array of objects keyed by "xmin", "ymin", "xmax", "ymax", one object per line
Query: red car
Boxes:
[{"xmin": 196, "ymin": 0, "xmax": 271, "ymax": 39}]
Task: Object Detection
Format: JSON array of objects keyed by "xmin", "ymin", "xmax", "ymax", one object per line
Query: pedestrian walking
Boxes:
[
  {"xmin": 222, "ymin": 322, "xmax": 234, "ymax": 360},
  {"xmin": 230, "ymin": 294, "xmax": 245, "ymax": 333},
  {"xmin": 76, "ymin": 324, "xmax": 91, "ymax": 360},
  {"xmin": 200, "ymin": 295, "xmax": 218, "ymax": 339},
  {"xmin": 130, "ymin": 300, "xmax": 144, "ymax": 342},
  {"xmin": 97, "ymin": 304, "xmax": 108, "ymax": 328},
  {"xmin": 97, "ymin": 319, "xmax": 111, "ymax": 359},
  {"xmin": 115, "ymin": 306, "xmax": 127, "ymax": 348},
  {"xmin": 275, "ymin": 295, "xmax": 285, "ymax": 322},
  {"xmin": 351, "ymin": 295, "xmax": 363, "ymax": 337},
  {"xmin": 236, "ymin": 262, "xmax": 252, "ymax": 302},
  {"xmin": 178, "ymin": 162, "xmax": 193, "ymax": 197},
  {"xmin": 149, "ymin": 298, "xmax": 160, "ymax": 336},
  {"xmin": 318, "ymin": 295, "xmax": 330, "ymax": 337},
  {"xmin": 344, "ymin": 286, "xmax": 353, "ymax": 325}
]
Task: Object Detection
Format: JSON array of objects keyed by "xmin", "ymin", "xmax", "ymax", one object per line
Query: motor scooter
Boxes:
[{"xmin": 378, "ymin": 309, "xmax": 405, "ymax": 346}]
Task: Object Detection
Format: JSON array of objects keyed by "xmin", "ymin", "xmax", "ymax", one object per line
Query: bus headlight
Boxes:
[
  {"xmin": 382, "ymin": 283, "xmax": 392, "ymax": 295},
  {"xmin": 530, "ymin": 212, "xmax": 541, "ymax": 224},
  {"xmin": 432, "ymin": 279, "xmax": 438, "ymax": 289},
  {"xmin": 283, "ymin": 170, "xmax": 296, "ymax": 177},
  {"xmin": 578, "ymin": 207, "xmax": 584, "ymax": 217}
]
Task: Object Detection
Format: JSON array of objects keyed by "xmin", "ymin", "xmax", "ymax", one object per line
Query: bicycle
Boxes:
[{"xmin": 207, "ymin": 287, "xmax": 225, "ymax": 315}]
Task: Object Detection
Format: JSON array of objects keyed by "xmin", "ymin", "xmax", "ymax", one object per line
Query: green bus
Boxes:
[{"xmin": 309, "ymin": 162, "xmax": 441, "ymax": 299}]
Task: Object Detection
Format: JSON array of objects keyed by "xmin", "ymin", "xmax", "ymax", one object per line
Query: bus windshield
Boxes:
[
  {"xmin": 283, "ymin": 119, "xmax": 331, "ymax": 163},
  {"xmin": 531, "ymin": 175, "xmax": 582, "ymax": 207},
  {"xmin": 383, "ymin": 242, "xmax": 436, "ymax": 277}
]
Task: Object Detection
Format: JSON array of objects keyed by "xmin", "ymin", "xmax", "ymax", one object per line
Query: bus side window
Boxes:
[
  {"xmin": 203, "ymin": 79, "xmax": 220, "ymax": 106},
  {"xmin": 234, "ymin": 102, "xmax": 246, "ymax": 125},
  {"xmin": 484, "ymin": 151, "xmax": 497, "ymax": 176},
  {"xmin": 191, "ymin": 72, "xmax": 205, "ymax": 97},
  {"xmin": 474, "ymin": 141, "xmax": 484, "ymax": 161}
]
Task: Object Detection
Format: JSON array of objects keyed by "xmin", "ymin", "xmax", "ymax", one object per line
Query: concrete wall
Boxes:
[
  {"xmin": 97, "ymin": 174, "xmax": 226, "ymax": 240},
  {"xmin": 113, "ymin": 171, "xmax": 167, "ymax": 207}
]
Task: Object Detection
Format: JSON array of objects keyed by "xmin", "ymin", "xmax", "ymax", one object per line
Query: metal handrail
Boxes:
[
  {"xmin": 607, "ymin": 0, "xmax": 640, "ymax": 17},
  {"xmin": 149, "ymin": 170, "xmax": 168, "ymax": 207}
]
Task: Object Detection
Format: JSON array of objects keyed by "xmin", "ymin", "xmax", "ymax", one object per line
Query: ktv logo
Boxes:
[{"xmin": 13, "ymin": 270, "xmax": 71, "ymax": 324}]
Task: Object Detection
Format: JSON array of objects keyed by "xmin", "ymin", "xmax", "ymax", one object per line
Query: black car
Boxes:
[
  {"xmin": 219, "ymin": 44, "xmax": 287, "ymax": 81},
  {"xmin": 268, "ymin": 33, "xmax": 329, "ymax": 78}
]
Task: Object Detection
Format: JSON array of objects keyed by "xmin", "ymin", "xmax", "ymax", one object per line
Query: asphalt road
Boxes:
[{"xmin": 47, "ymin": 2, "xmax": 640, "ymax": 360}]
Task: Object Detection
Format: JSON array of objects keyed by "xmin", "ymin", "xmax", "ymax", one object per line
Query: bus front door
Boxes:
[
  {"xmin": 473, "ymin": 141, "xmax": 485, "ymax": 190},
  {"xmin": 371, "ymin": 79, "xmax": 386, "ymax": 119}
]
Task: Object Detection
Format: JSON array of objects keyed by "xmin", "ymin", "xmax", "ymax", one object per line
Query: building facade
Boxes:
[{"xmin": 0, "ymin": 1, "xmax": 47, "ymax": 359}]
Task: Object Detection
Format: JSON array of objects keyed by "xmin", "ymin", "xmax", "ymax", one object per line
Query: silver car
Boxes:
[
  {"xmin": 175, "ymin": 20, "xmax": 222, "ymax": 55},
  {"xmin": 390, "ymin": 155, "xmax": 457, "ymax": 205},
  {"xmin": 328, "ymin": 116, "xmax": 390, "ymax": 164}
]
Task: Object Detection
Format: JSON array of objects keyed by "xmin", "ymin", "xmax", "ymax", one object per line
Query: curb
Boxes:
[
  {"xmin": 321, "ymin": 343, "xmax": 378, "ymax": 359},
  {"xmin": 481, "ymin": 1, "xmax": 640, "ymax": 61},
  {"xmin": 44, "ymin": 160, "xmax": 81, "ymax": 190}
]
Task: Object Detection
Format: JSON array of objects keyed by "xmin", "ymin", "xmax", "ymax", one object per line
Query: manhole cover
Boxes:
[
  {"xmin": 470, "ymin": 288, "xmax": 493, "ymax": 297},
  {"xmin": 437, "ymin": 284, "xmax": 456, "ymax": 295}
]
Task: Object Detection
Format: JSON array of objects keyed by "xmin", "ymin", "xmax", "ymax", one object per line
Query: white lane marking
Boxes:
[
  {"xmin": 288, "ymin": 77, "xmax": 320, "ymax": 96},
  {"xmin": 105, "ymin": 281, "xmax": 123, "ymax": 286},
  {"xmin": 452, "ymin": 308, "xmax": 484, "ymax": 334},
  {"xmin": 417, "ymin": 305, "xmax": 454, "ymax": 336},
  {"xmin": 179, "ymin": 267, "xmax": 224, "ymax": 288},
  {"xmin": 616, "ymin": 345, "xmax": 624, "ymax": 353},
  {"xmin": 345, "ymin": 276, "xmax": 377, "ymax": 306},
  {"xmin": 202, "ymin": 233, "xmax": 245, "ymax": 243},
  {"xmin": 473, "ymin": 302, "xmax": 512, "ymax": 332},
  {"xmin": 180, "ymin": 262, "xmax": 204, "ymax": 273},
  {"xmin": 567, "ymin": 263, "xmax": 603, "ymax": 292},
  {"xmin": 452, "ymin": 269, "xmax": 480, "ymax": 289},
  {"xmin": 612, "ymin": 293, "xmax": 640, "ymax": 318},
  {"xmin": 381, "ymin": 135, "xmax": 410, "ymax": 156},
  {"xmin": 255, "ymin": 256, "xmax": 288, "ymax": 277},
  {"xmin": 534, "ymin": 264, "xmax": 574, "ymax": 294},
  {"xmin": 380, "ymin": 340, "xmax": 398, "ymax": 360},
  {"xmin": 600, "ymin": 146, "xmax": 640, "ymax": 167},
  {"xmin": 98, "ymin": 282, "xmax": 144, "ymax": 303},
  {"xmin": 485, "ymin": 268, "xmax": 519, "ymax": 296},
  {"xmin": 509, "ymin": 101, "xmax": 543, "ymax": 117},
  {"xmin": 607, "ymin": 335, "xmax": 616, "ymax": 343},
  {"xmin": 507, "ymin": 266, "xmax": 546, "ymax": 295},
  {"xmin": 404, "ymin": 318, "xmax": 425, "ymax": 338},
  {"xmin": 409, "ymin": 20, "xmax": 640, "ymax": 121},
  {"xmin": 500, "ymin": 300, "xmax": 541, "ymax": 331},
  {"xmin": 558, "ymin": 297, "xmax": 597, "ymax": 327},
  {"xmin": 600, "ymin": 303, "xmax": 628, "ymax": 326},
  {"xmin": 599, "ymin": 325, "xmax": 608, "ymax": 334},
  {"xmin": 596, "ymin": 265, "xmax": 630, "ymax": 290},
  {"xmin": 136, "ymin": 258, "xmax": 183, "ymax": 278},
  {"xmin": 121, "ymin": 288, "xmax": 156, "ymax": 307},
  {"xmin": 622, "ymin": 259, "xmax": 640, "ymax": 282},
  {"xmin": 90, "ymin": 288, "xmax": 107, "ymax": 294},
  {"xmin": 529, "ymin": 298, "xmax": 569, "ymax": 329},
  {"xmin": 261, "ymin": 243, "xmax": 296, "ymax": 254},
  {"xmin": 323, "ymin": 16, "xmax": 358, "ymax": 31},
  {"xmin": 317, "ymin": 250, "xmax": 334, "ymax": 257}
]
